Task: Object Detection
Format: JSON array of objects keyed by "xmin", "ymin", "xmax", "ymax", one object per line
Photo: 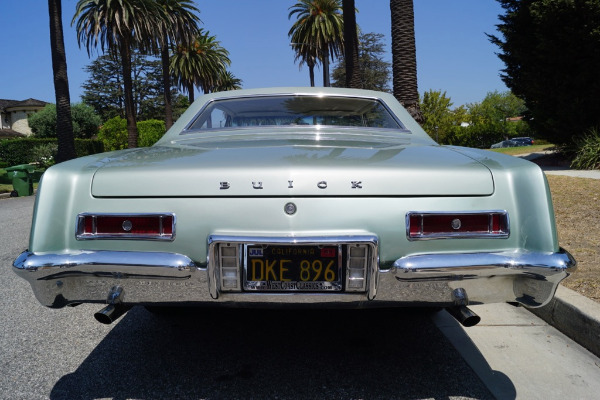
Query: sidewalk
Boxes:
[
  {"xmin": 530, "ymin": 285, "xmax": 600, "ymax": 357},
  {"xmin": 519, "ymin": 151, "xmax": 600, "ymax": 179}
]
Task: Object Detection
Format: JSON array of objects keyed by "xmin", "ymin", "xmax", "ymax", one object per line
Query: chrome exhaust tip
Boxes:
[
  {"xmin": 446, "ymin": 288, "xmax": 481, "ymax": 327},
  {"xmin": 94, "ymin": 303, "xmax": 128, "ymax": 324},
  {"xmin": 94, "ymin": 285, "xmax": 127, "ymax": 324},
  {"xmin": 446, "ymin": 305, "xmax": 481, "ymax": 327}
]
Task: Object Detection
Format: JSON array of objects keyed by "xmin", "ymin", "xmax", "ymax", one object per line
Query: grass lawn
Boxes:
[
  {"xmin": 488, "ymin": 144, "xmax": 556, "ymax": 155},
  {"xmin": 0, "ymin": 169, "xmax": 12, "ymax": 193},
  {"xmin": 547, "ymin": 175, "xmax": 600, "ymax": 302}
]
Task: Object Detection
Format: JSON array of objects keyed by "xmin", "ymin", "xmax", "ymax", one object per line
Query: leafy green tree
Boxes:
[
  {"xmin": 29, "ymin": 103, "xmax": 101, "ymax": 139},
  {"xmin": 420, "ymin": 90, "xmax": 454, "ymax": 142},
  {"xmin": 460, "ymin": 91, "xmax": 531, "ymax": 148},
  {"xmin": 155, "ymin": 0, "xmax": 201, "ymax": 130},
  {"xmin": 82, "ymin": 51, "xmax": 181, "ymax": 121},
  {"xmin": 48, "ymin": 0, "xmax": 76, "ymax": 162},
  {"xmin": 170, "ymin": 30, "xmax": 231, "ymax": 102},
  {"xmin": 213, "ymin": 70, "xmax": 243, "ymax": 92},
  {"xmin": 81, "ymin": 52, "xmax": 124, "ymax": 121},
  {"xmin": 332, "ymin": 32, "xmax": 391, "ymax": 92},
  {"xmin": 489, "ymin": 0, "xmax": 600, "ymax": 145},
  {"xmin": 73, "ymin": 0, "xmax": 166, "ymax": 148},
  {"xmin": 288, "ymin": 0, "xmax": 344, "ymax": 87},
  {"xmin": 390, "ymin": 0, "xmax": 422, "ymax": 122},
  {"xmin": 419, "ymin": 90, "xmax": 471, "ymax": 144}
]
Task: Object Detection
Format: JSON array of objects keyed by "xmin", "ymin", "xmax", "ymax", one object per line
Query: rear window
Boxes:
[{"xmin": 185, "ymin": 95, "xmax": 403, "ymax": 131}]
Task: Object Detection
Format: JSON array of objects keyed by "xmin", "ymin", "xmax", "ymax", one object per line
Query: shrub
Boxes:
[
  {"xmin": 30, "ymin": 143, "xmax": 58, "ymax": 169},
  {"xmin": 98, "ymin": 116, "xmax": 127, "ymax": 151},
  {"xmin": 28, "ymin": 103, "xmax": 102, "ymax": 139},
  {"xmin": 571, "ymin": 127, "xmax": 600, "ymax": 170},
  {"xmin": 98, "ymin": 117, "xmax": 166, "ymax": 150},
  {"xmin": 0, "ymin": 138, "xmax": 104, "ymax": 166},
  {"xmin": 138, "ymin": 119, "xmax": 166, "ymax": 147}
]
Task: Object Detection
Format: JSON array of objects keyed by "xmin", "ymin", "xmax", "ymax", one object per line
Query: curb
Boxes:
[{"xmin": 529, "ymin": 285, "xmax": 600, "ymax": 357}]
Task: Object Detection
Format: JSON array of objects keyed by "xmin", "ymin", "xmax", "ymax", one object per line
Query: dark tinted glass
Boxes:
[{"xmin": 187, "ymin": 95, "xmax": 402, "ymax": 131}]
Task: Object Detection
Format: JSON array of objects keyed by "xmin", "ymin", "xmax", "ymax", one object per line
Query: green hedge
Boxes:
[
  {"xmin": 0, "ymin": 138, "xmax": 104, "ymax": 167},
  {"xmin": 98, "ymin": 117, "xmax": 166, "ymax": 150}
]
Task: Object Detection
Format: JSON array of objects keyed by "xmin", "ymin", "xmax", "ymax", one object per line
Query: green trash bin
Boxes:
[{"xmin": 5, "ymin": 164, "xmax": 35, "ymax": 197}]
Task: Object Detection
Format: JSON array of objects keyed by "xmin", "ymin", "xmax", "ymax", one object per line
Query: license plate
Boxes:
[{"xmin": 244, "ymin": 245, "xmax": 342, "ymax": 291}]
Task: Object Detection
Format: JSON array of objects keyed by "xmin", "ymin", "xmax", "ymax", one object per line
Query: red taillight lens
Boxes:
[
  {"xmin": 77, "ymin": 214, "xmax": 175, "ymax": 240},
  {"xmin": 407, "ymin": 212, "xmax": 508, "ymax": 240}
]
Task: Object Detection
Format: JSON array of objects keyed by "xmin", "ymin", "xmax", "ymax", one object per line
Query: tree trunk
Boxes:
[
  {"xmin": 322, "ymin": 44, "xmax": 331, "ymax": 87},
  {"xmin": 160, "ymin": 40, "xmax": 173, "ymax": 130},
  {"xmin": 119, "ymin": 39, "xmax": 138, "ymax": 148},
  {"xmin": 343, "ymin": 0, "xmax": 361, "ymax": 88},
  {"xmin": 48, "ymin": 0, "xmax": 76, "ymax": 163},
  {"xmin": 186, "ymin": 82, "xmax": 194, "ymax": 103},
  {"xmin": 309, "ymin": 61, "xmax": 316, "ymax": 87},
  {"xmin": 390, "ymin": 0, "xmax": 423, "ymax": 123}
]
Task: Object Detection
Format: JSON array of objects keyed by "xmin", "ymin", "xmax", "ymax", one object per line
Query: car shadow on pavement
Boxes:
[{"xmin": 50, "ymin": 306, "xmax": 513, "ymax": 399}]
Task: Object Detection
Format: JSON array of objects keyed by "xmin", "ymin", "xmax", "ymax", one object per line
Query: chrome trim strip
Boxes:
[
  {"xmin": 181, "ymin": 93, "xmax": 407, "ymax": 133},
  {"xmin": 75, "ymin": 213, "xmax": 176, "ymax": 241},
  {"xmin": 14, "ymin": 250, "xmax": 196, "ymax": 273},
  {"xmin": 405, "ymin": 210, "xmax": 510, "ymax": 241},
  {"xmin": 393, "ymin": 248, "xmax": 575, "ymax": 273}
]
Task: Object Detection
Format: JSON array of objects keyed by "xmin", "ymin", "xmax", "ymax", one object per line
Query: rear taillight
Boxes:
[
  {"xmin": 407, "ymin": 211, "xmax": 509, "ymax": 240},
  {"xmin": 77, "ymin": 213, "xmax": 175, "ymax": 240}
]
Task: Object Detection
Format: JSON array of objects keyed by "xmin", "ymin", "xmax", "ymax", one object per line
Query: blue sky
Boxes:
[{"xmin": 0, "ymin": 0, "xmax": 507, "ymax": 108}]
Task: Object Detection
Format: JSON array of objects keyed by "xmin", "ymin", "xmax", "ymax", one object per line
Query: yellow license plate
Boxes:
[{"xmin": 243, "ymin": 245, "xmax": 342, "ymax": 291}]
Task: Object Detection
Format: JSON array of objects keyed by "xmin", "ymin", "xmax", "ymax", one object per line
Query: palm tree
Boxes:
[
  {"xmin": 48, "ymin": 0, "xmax": 76, "ymax": 162},
  {"xmin": 342, "ymin": 0, "xmax": 361, "ymax": 88},
  {"xmin": 213, "ymin": 70, "xmax": 243, "ymax": 92},
  {"xmin": 288, "ymin": 0, "xmax": 344, "ymax": 87},
  {"xmin": 73, "ymin": 0, "xmax": 165, "ymax": 148},
  {"xmin": 155, "ymin": 0, "xmax": 201, "ymax": 130},
  {"xmin": 291, "ymin": 42, "xmax": 319, "ymax": 87},
  {"xmin": 170, "ymin": 30, "xmax": 231, "ymax": 102},
  {"xmin": 390, "ymin": 0, "xmax": 423, "ymax": 122}
]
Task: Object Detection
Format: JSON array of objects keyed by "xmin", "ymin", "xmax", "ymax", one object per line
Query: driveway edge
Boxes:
[{"xmin": 529, "ymin": 285, "xmax": 600, "ymax": 357}]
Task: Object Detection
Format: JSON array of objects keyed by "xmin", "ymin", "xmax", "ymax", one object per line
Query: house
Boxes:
[{"xmin": 0, "ymin": 98, "xmax": 48, "ymax": 137}]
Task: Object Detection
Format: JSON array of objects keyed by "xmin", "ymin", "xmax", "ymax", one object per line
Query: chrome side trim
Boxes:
[
  {"xmin": 393, "ymin": 248, "xmax": 574, "ymax": 273},
  {"xmin": 75, "ymin": 213, "xmax": 176, "ymax": 241},
  {"xmin": 14, "ymin": 250, "xmax": 196, "ymax": 273},
  {"xmin": 405, "ymin": 210, "xmax": 510, "ymax": 240},
  {"xmin": 207, "ymin": 235, "xmax": 379, "ymax": 300}
]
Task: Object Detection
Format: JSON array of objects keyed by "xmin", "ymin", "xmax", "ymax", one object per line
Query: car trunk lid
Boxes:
[{"xmin": 91, "ymin": 137, "xmax": 494, "ymax": 197}]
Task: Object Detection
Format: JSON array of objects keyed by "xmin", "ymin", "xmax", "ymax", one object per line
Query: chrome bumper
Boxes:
[{"xmin": 13, "ymin": 248, "xmax": 575, "ymax": 309}]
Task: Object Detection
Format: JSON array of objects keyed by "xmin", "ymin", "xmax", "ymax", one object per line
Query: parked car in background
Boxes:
[
  {"xmin": 491, "ymin": 137, "xmax": 534, "ymax": 148},
  {"xmin": 513, "ymin": 137, "xmax": 534, "ymax": 146},
  {"xmin": 13, "ymin": 87, "xmax": 574, "ymax": 328}
]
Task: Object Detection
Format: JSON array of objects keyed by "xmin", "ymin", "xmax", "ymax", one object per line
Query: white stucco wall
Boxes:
[
  {"xmin": 10, "ymin": 111, "xmax": 33, "ymax": 136},
  {"xmin": 1, "ymin": 112, "xmax": 9, "ymax": 130}
]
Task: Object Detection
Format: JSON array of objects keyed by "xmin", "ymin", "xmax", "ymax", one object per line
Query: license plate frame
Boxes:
[{"xmin": 243, "ymin": 244, "xmax": 343, "ymax": 292}]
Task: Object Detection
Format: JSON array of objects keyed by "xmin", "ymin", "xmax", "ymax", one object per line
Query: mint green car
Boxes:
[{"xmin": 13, "ymin": 87, "xmax": 575, "ymax": 326}]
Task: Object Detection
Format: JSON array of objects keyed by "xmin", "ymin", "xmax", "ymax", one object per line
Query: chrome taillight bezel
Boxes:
[
  {"xmin": 76, "ymin": 213, "xmax": 176, "ymax": 241},
  {"xmin": 406, "ymin": 211, "xmax": 509, "ymax": 240}
]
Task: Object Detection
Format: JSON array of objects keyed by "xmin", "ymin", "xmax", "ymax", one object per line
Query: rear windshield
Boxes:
[{"xmin": 185, "ymin": 95, "xmax": 403, "ymax": 131}]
